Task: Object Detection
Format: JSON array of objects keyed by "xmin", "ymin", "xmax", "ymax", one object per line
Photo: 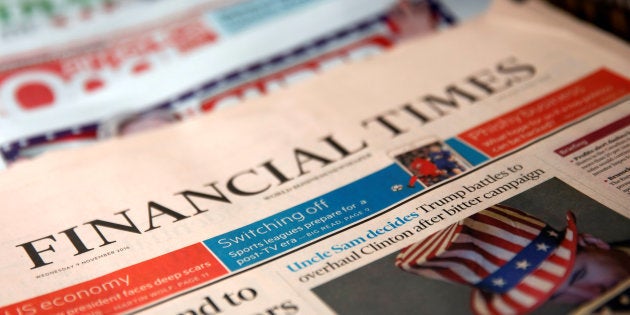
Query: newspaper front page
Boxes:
[{"xmin": 2, "ymin": 1, "xmax": 630, "ymax": 314}]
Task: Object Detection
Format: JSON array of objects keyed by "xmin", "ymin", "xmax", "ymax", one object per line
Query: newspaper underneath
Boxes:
[
  {"xmin": 1, "ymin": 0, "xmax": 630, "ymax": 314},
  {"xmin": 0, "ymin": 0, "xmax": 438, "ymax": 165}
]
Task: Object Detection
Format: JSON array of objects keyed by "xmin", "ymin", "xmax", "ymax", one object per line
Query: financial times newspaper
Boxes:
[{"xmin": 1, "ymin": 1, "xmax": 630, "ymax": 314}]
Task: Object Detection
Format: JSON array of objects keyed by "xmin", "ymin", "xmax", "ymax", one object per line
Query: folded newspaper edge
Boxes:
[{"xmin": 1, "ymin": 1, "xmax": 630, "ymax": 314}]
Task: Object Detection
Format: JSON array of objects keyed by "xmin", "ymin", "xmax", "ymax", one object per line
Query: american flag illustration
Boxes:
[{"xmin": 396, "ymin": 204, "xmax": 578, "ymax": 315}]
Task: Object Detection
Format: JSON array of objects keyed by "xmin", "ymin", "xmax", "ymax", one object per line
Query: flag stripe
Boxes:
[
  {"xmin": 461, "ymin": 225, "xmax": 524, "ymax": 252},
  {"xmin": 488, "ymin": 205, "xmax": 546, "ymax": 228},
  {"xmin": 419, "ymin": 261, "xmax": 483, "ymax": 283},
  {"xmin": 554, "ymin": 247, "xmax": 571, "ymax": 260},
  {"xmin": 448, "ymin": 242, "xmax": 507, "ymax": 266},
  {"xmin": 516, "ymin": 281, "xmax": 546, "ymax": 299},
  {"xmin": 522, "ymin": 274, "xmax": 554, "ymax": 292},
  {"xmin": 438, "ymin": 248, "xmax": 501, "ymax": 272},
  {"xmin": 538, "ymin": 261, "xmax": 566, "ymax": 277},
  {"xmin": 405, "ymin": 224, "xmax": 455, "ymax": 264},
  {"xmin": 408, "ymin": 223, "xmax": 461, "ymax": 264},
  {"xmin": 424, "ymin": 255, "xmax": 493, "ymax": 278},
  {"xmin": 483, "ymin": 210, "xmax": 543, "ymax": 235},
  {"xmin": 397, "ymin": 227, "xmax": 446, "ymax": 263},
  {"xmin": 472, "ymin": 212, "xmax": 540, "ymax": 239},
  {"xmin": 507, "ymin": 288, "xmax": 537, "ymax": 307},
  {"xmin": 491, "ymin": 295, "xmax": 516, "ymax": 314},
  {"xmin": 452, "ymin": 234, "xmax": 516, "ymax": 261},
  {"xmin": 464, "ymin": 220, "xmax": 532, "ymax": 246},
  {"xmin": 426, "ymin": 223, "xmax": 460, "ymax": 262}
]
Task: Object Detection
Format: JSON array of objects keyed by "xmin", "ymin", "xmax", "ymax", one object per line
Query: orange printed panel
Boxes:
[
  {"xmin": 458, "ymin": 69, "xmax": 630, "ymax": 157},
  {"xmin": 1, "ymin": 243, "xmax": 227, "ymax": 315}
]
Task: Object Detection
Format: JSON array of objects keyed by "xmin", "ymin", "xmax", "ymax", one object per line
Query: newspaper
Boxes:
[
  {"xmin": 1, "ymin": 0, "xmax": 630, "ymax": 314},
  {"xmin": 0, "ymin": 0, "xmax": 398, "ymax": 164},
  {"xmin": 0, "ymin": 0, "xmax": 236, "ymax": 61},
  {"xmin": 0, "ymin": 0, "xmax": 454, "ymax": 166}
]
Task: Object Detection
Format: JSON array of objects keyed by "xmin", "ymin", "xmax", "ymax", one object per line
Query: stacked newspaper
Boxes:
[
  {"xmin": 1, "ymin": 0, "xmax": 630, "ymax": 314},
  {"xmin": 0, "ymin": 0, "xmax": 467, "ymax": 167}
]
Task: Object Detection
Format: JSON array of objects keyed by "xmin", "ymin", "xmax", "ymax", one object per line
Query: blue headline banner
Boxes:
[
  {"xmin": 446, "ymin": 137, "xmax": 489, "ymax": 166},
  {"xmin": 203, "ymin": 164, "xmax": 421, "ymax": 270}
]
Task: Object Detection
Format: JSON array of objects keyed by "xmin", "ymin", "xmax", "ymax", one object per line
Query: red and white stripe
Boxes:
[
  {"xmin": 395, "ymin": 206, "xmax": 578, "ymax": 315},
  {"xmin": 470, "ymin": 213, "xmax": 577, "ymax": 315},
  {"xmin": 396, "ymin": 205, "xmax": 548, "ymax": 285}
]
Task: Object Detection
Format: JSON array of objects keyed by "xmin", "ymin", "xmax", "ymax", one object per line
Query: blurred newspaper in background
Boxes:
[
  {"xmin": 0, "ymin": 0, "xmax": 489, "ymax": 168},
  {"xmin": 544, "ymin": 0, "xmax": 630, "ymax": 40}
]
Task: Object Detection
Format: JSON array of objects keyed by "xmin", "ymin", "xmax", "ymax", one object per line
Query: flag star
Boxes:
[
  {"xmin": 515, "ymin": 259, "xmax": 530, "ymax": 270},
  {"xmin": 536, "ymin": 243, "xmax": 550, "ymax": 252},
  {"xmin": 492, "ymin": 278, "xmax": 506, "ymax": 287},
  {"xmin": 547, "ymin": 230, "xmax": 559, "ymax": 237}
]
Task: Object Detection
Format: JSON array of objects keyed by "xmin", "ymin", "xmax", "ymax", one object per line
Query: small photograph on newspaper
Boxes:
[
  {"xmin": 389, "ymin": 137, "xmax": 469, "ymax": 188},
  {"xmin": 313, "ymin": 178, "xmax": 630, "ymax": 314}
]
